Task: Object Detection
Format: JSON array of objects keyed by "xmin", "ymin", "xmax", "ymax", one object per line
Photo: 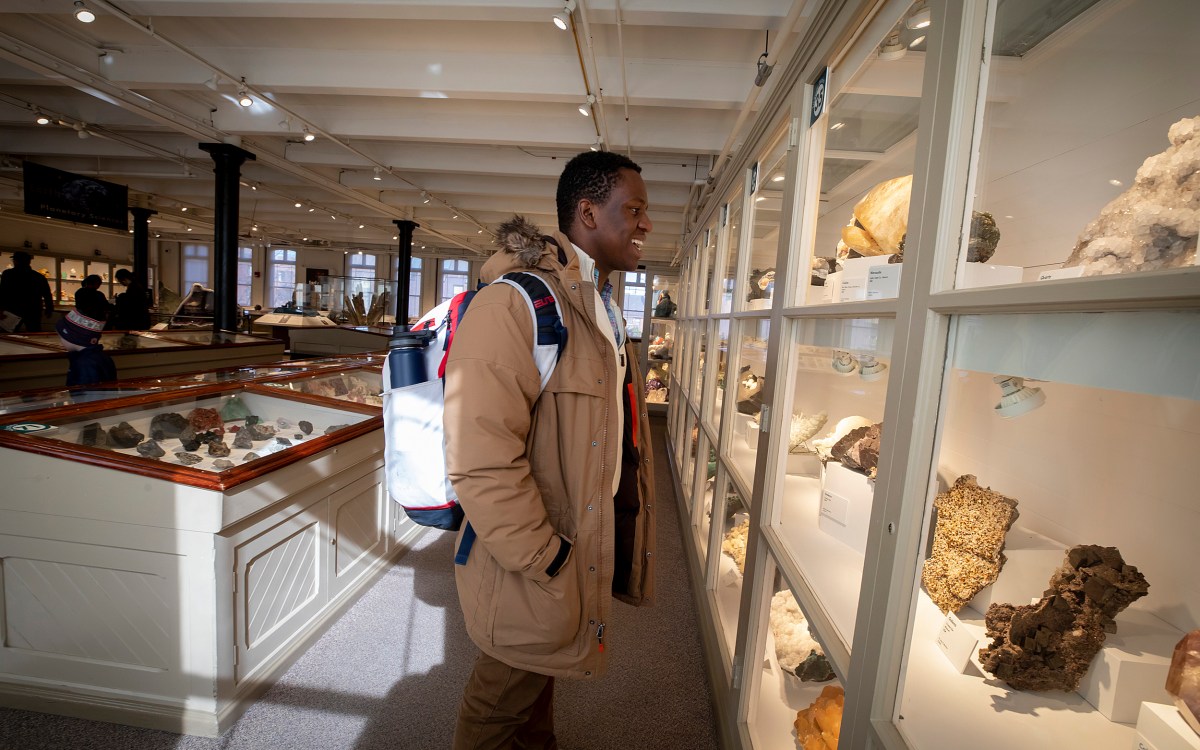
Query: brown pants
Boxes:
[{"xmin": 453, "ymin": 651, "xmax": 557, "ymax": 750}]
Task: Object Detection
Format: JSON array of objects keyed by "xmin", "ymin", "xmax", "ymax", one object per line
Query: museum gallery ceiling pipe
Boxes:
[{"xmin": 200, "ymin": 142, "xmax": 256, "ymax": 333}]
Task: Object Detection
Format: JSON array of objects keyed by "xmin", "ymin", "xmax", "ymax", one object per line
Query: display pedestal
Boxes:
[
  {"xmin": 1136, "ymin": 702, "xmax": 1200, "ymax": 750},
  {"xmin": 1079, "ymin": 609, "xmax": 1182, "ymax": 723},
  {"xmin": 818, "ymin": 462, "xmax": 874, "ymax": 554},
  {"xmin": 968, "ymin": 527, "xmax": 1065, "ymax": 613},
  {"xmin": 785, "ymin": 451, "xmax": 821, "ymax": 477}
]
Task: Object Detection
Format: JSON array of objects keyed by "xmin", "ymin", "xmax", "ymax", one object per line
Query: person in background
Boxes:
[
  {"xmin": 74, "ymin": 274, "xmax": 110, "ymax": 323},
  {"xmin": 55, "ymin": 307, "xmax": 116, "ymax": 386},
  {"xmin": 444, "ymin": 150, "xmax": 657, "ymax": 749},
  {"xmin": 0, "ymin": 250, "xmax": 55, "ymax": 332},
  {"xmin": 112, "ymin": 268, "xmax": 151, "ymax": 330}
]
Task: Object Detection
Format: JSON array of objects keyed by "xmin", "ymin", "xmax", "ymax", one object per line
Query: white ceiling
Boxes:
[{"xmin": 0, "ymin": 0, "xmax": 811, "ymax": 264}]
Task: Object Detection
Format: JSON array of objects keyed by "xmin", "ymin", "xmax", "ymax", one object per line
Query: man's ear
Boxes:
[{"xmin": 577, "ymin": 199, "xmax": 598, "ymax": 230}]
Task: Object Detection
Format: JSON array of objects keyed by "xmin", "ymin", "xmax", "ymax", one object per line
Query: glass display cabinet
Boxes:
[
  {"xmin": 322, "ymin": 276, "xmax": 397, "ymax": 327},
  {"xmin": 665, "ymin": 2, "xmax": 1199, "ymax": 750},
  {"xmin": 261, "ymin": 366, "xmax": 384, "ymax": 408}
]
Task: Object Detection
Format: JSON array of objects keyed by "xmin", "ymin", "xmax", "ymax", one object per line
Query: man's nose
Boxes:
[{"xmin": 640, "ymin": 213, "xmax": 653, "ymax": 233}]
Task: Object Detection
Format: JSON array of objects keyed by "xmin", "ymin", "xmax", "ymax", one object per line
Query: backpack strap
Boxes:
[{"xmin": 495, "ymin": 271, "xmax": 568, "ymax": 391}]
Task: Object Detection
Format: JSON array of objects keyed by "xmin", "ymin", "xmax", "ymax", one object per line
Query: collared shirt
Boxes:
[{"xmin": 572, "ymin": 242, "xmax": 627, "ymax": 496}]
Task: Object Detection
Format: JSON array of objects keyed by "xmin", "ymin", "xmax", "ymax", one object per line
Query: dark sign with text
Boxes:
[{"xmin": 23, "ymin": 161, "xmax": 128, "ymax": 231}]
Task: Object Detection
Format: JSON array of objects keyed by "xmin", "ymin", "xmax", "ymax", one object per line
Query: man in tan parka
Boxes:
[{"xmin": 445, "ymin": 151, "xmax": 657, "ymax": 749}]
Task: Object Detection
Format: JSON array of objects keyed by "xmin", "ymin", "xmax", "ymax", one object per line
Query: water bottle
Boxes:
[{"xmin": 387, "ymin": 325, "xmax": 436, "ymax": 389}]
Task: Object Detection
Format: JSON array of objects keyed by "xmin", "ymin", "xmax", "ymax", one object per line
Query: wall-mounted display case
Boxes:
[
  {"xmin": 1, "ymin": 252, "xmax": 142, "ymax": 305},
  {"xmin": 663, "ymin": 1, "xmax": 1200, "ymax": 750}
]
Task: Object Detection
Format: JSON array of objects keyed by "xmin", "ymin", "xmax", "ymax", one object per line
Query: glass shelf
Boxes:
[{"xmin": 724, "ymin": 319, "xmax": 771, "ymax": 494}]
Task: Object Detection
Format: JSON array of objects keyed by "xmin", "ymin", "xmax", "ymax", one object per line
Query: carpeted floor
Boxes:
[{"xmin": 0, "ymin": 417, "xmax": 719, "ymax": 750}]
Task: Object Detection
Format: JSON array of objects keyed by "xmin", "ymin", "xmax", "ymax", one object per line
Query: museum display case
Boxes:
[
  {"xmin": 663, "ymin": 1, "xmax": 1199, "ymax": 749},
  {"xmin": 322, "ymin": 275, "xmax": 397, "ymax": 326},
  {"xmin": 1, "ymin": 252, "xmax": 138, "ymax": 304},
  {"xmin": 0, "ymin": 379, "xmax": 421, "ymax": 735},
  {"xmin": 719, "ymin": 189, "xmax": 744, "ymax": 314},
  {"xmin": 707, "ymin": 319, "xmax": 730, "ymax": 431},
  {"xmin": 262, "ymin": 366, "xmax": 383, "ymax": 408}
]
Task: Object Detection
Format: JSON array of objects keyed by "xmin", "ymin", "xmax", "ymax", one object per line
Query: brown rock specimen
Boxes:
[
  {"xmin": 149, "ymin": 412, "xmax": 189, "ymax": 440},
  {"xmin": 1167, "ymin": 630, "xmax": 1200, "ymax": 736},
  {"xmin": 107, "ymin": 421, "xmax": 145, "ymax": 448},
  {"xmin": 207, "ymin": 440, "xmax": 231, "ymax": 457},
  {"xmin": 921, "ymin": 475, "xmax": 1019, "ymax": 613},
  {"xmin": 829, "ymin": 422, "xmax": 881, "ymax": 477},
  {"xmin": 978, "ymin": 545, "xmax": 1149, "ymax": 692},
  {"xmin": 793, "ymin": 684, "xmax": 844, "ymax": 750},
  {"xmin": 1063, "ymin": 116, "xmax": 1199, "ymax": 275},
  {"xmin": 187, "ymin": 407, "xmax": 225, "ymax": 436}
]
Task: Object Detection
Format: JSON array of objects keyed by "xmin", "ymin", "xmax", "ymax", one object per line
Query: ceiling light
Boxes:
[
  {"xmin": 832, "ymin": 351, "xmax": 857, "ymax": 375},
  {"xmin": 236, "ymin": 78, "xmax": 253, "ymax": 108},
  {"xmin": 392, "ymin": 235, "xmax": 398, "ymax": 240},
  {"xmin": 295, "ymin": 202, "xmax": 303, "ymax": 208},
  {"xmin": 251, "ymin": 184, "xmax": 257, "ymax": 190},
  {"xmin": 358, "ymin": 224, "xmax": 364, "ymax": 229},
  {"xmin": 578, "ymin": 93, "xmax": 596, "ymax": 117},
  {"xmin": 552, "ymin": 0, "xmax": 577, "ymax": 30},
  {"xmin": 909, "ymin": 35, "xmax": 926, "ymax": 48},
  {"xmin": 421, "ymin": 191, "xmax": 430, "ymax": 204},
  {"xmin": 452, "ymin": 213, "xmax": 458, "ymax": 219},
  {"xmin": 879, "ymin": 32, "xmax": 906, "ymax": 61},
  {"xmin": 252, "ymin": 224, "xmax": 258, "ymax": 231},
  {"xmin": 830, "ymin": 121, "xmax": 845, "ymax": 131},
  {"xmin": 771, "ymin": 173, "xmax": 785, "ymax": 182},
  {"xmin": 993, "ymin": 375, "xmax": 1045, "ymax": 418},
  {"xmin": 303, "ymin": 129, "xmax": 316, "ymax": 142},
  {"xmin": 331, "ymin": 214, "xmax": 337, "ymax": 220},
  {"xmin": 73, "ymin": 1, "xmax": 96, "ymax": 23},
  {"xmin": 755, "ymin": 196, "xmax": 765, "ymax": 202},
  {"xmin": 181, "ymin": 206, "xmax": 188, "ymax": 212},
  {"xmin": 35, "ymin": 114, "xmax": 50, "ymax": 125},
  {"xmin": 590, "ymin": 139, "xmax": 602, "ymax": 152},
  {"xmin": 1108, "ymin": 179, "xmax": 1123, "ymax": 186},
  {"xmin": 859, "ymin": 355, "xmax": 887, "ymax": 382},
  {"xmin": 186, "ymin": 225, "xmax": 192, "ymax": 232},
  {"xmin": 309, "ymin": 207, "xmax": 315, "ymax": 212},
  {"xmin": 907, "ymin": 5, "xmax": 931, "ymax": 30},
  {"xmin": 373, "ymin": 167, "xmax": 383, "ymax": 181}
]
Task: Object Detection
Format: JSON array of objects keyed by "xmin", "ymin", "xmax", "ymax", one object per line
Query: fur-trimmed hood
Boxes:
[{"xmin": 492, "ymin": 215, "xmax": 556, "ymax": 267}]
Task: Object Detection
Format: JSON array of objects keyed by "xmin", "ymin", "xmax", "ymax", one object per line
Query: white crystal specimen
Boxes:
[
  {"xmin": 789, "ymin": 411, "xmax": 828, "ymax": 454},
  {"xmin": 770, "ymin": 589, "xmax": 824, "ymax": 672}
]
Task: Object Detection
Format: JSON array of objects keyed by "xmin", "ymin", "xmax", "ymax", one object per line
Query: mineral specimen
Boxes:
[
  {"xmin": 736, "ymin": 367, "xmax": 765, "ymax": 415},
  {"xmin": 177, "ymin": 425, "xmax": 201, "ymax": 452},
  {"xmin": 812, "ymin": 416, "xmax": 873, "ymax": 461},
  {"xmin": 921, "ymin": 475, "xmax": 1019, "ymax": 613},
  {"xmin": 175, "ymin": 452, "xmax": 203, "ymax": 466},
  {"xmin": 793, "ymin": 684, "xmax": 844, "ymax": 750},
  {"xmin": 324, "ymin": 424, "xmax": 348, "ymax": 435},
  {"xmin": 219, "ymin": 396, "xmax": 253, "ymax": 421},
  {"xmin": 149, "ymin": 412, "xmax": 189, "ymax": 440},
  {"xmin": 968, "ymin": 211, "xmax": 1001, "ymax": 263},
  {"xmin": 298, "ymin": 420, "xmax": 313, "ymax": 435},
  {"xmin": 1063, "ymin": 116, "xmax": 1199, "ymax": 275},
  {"xmin": 233, "ymin": 430, "xmax": 254, "ymax": 450},
  {"xmin": 78, "ymin": 421, "xmax": 107, "ymax": 448},
  {"xmin": 294, "ymin": 433, "xmax": 305, "ymax": 440},
  {"xmin": 187, "ymin": 407, "xmax": 224, "ymax": 435},
  {"xmin": 789, "ymin": 412, "xmax": 828, "ymax": 454},
  {"xmin": 245, "ymin": 415, "xmax": 260, "ymax": 426},
  {"xmin": 276, "ymin": 417, "xmax": 293, "ymax": 428},
  {"xmin": 243, "ymin": 452, "xmax": 260, "ymax": 461},
  {"xmin": 212, "ymin": 459, "xmax": 235, "ymax": 470},
  {"xmin": 275, "ymin": 437, "xmax": 292, "ymax": 446},
  {"xmin": 829, "ymin": 422, "xmax": 881, "ymax": 476},
  {"xmin": 770, "ymin": 589, "xmax": 835, "ymax": 683},
  {"xmin": 978, "ymin": 545, "xmax": 1149, "ymax": 692},
  {"xmin": 107, "ymin": 421, "xmax": 145, "ymax": 449},
  {"xmin": 136, "ymin": 439, "xmax": 165, "ymax": 458},
  {"xmin": 242, "ymin": 422, "xmax": 278, "ymax": 441},
  {"xmin": 1167, "ymin": 630, "xmax": 1200, "ymax": 736},
  {"xmin": 722, "ymin": 519, "xmax": 750, "ymax": 575},
  {"xmin": 207, "ymin": 440, "xmax": 231, "ymax": 457}
]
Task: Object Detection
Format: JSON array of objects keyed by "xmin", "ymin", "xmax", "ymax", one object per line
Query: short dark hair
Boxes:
[
  {"xmin": 556, "ymin": 151, "xmax": 642, "ymax": 234},
  {"xmin": 83, "ymin": 274, "xmax": 103, "ymax": 287},
  {"xmin": 115, "ymin": 269, "xmax": 133, "ymax": 282}
]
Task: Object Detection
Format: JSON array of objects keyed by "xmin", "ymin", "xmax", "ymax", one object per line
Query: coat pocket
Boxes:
[{"xmin": 489, "ymin": 556, "xmax": 582, "ymax": 655}]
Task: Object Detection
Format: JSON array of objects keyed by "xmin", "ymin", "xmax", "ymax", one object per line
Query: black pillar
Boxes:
[
  {"xmin": 129, "ymin": 207, "xmax": 156, "ymax": 305},
  {"xmin": 393, "ymin": 219, "xmax": 418, "ymax": 332},
  {"xmin": 200, "ymin": 142, "xmax": 256, "ymax": 333}
]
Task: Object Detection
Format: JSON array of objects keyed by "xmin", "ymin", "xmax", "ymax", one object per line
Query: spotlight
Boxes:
[
  {"xmin": 552, "ymin": 0, "xmax": 577, "ymax": 30},
  {"xmin": 236, "ymin": 78, "xmax": 253, "ymax": 108},
  {"xmin": 909, "ymin": 35, "xmax": 926, "ymax": 49},
  {"xmin": 421, "ymin": 191, "xmax": 430, "ymax": 204},
  {"xmin": 303, "ymin": 129, "xmax": 316, "ymax": 142},
  {"xmin": 295, "ymin": 202, "xmax": 303, "ymax": 208},
  {"xmin": 181, "ymin": 206, "xmax": 188, "ymax": 212},
  {"xmin": 879, "ymin": 32, "xmax": 906, "ymax": 61},
  {"xmin": 452, "ymin": 213, "xmax": 458, "ymax": 219},
  {"xmin": 858, "ymin": 355, "xmax": 887, "ymax": 382},
  {"xmin": 579, "ymin": 93, "xmax": 596, "ymax": 117},
  {"xmin": 35, "ymin": 114, "xmax": 50, "ymax": 125},
  {"xmin": 73, "ymin": 1, "xmax": 96, "ymax": 23},
  {"xmin": 993, "ymin": 375, "xmax": 1046, "ymax": 418},
  {"xmin": 358, "ymin": 224, "xmax": 364, "ymax": 229},
  {"xmin": 590, "ymin": 139, "xmax": 601, "ymax": 152},
  {"xmin": 74, "ymin": 122, "xmax": 89, "ymax": 139},
  {"xmin": 252, "ymin": 224, "xmax": 258, "ymax": 231},
  {"xmin": 373, "ymin": 167, "xmax": 383, "ymax": 181},
  {"xmin": 832, "ymin": 351, "xmax": 857, "ymax": 375},
  {"xmin": 907, "ymin": 4, "xmax": 931, "ymax": 30}
]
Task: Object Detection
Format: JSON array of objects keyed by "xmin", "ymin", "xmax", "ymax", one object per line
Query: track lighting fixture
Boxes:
[
  {"xmin": 832, "ymin": 351, "xmax": 857, "ymax": 375},
  {"xmin": 295, "ymin": 202, "xmax": 303, "ymax": 208},
  {"xmin": 237, "ymin": 79, "xmax": 253, "ymax": 108},
  {"xmin": 906, "ymin": 3, "xmax": 931, "ymax": 30},
  {"xmin": 579, "ymin": 93, "xmax": 596, "ymax": 117},
  {"xmin": 421, "ymin": 191, "xmax": 430, "ymax": 204},
  {"xmin": 858, "ymin": 355, "xmax": 887, "ymax": 382},
  {"xmin": 35, "ymin": 114, "xmax": 50, "ymax": 125},
  {"xmin": 553, "ymin": 0, "xmax": 577, "ymax": 30},
  {"xmin": 303, "ymin": 129, "xmax": 316, "ymax": 142},
  {"xmin": 373, "ymin": 167, "xmax": 383, "ymax": 181},
  {"xmin": 452, "ymin": 212, "xmax": 458, "ymax": 219},
  {"xmin": 74, "ymin": 122, "xmax": 89, "ymax": 139},
  {"xmin": 590, "ymin": 139, "xmax": 601, "ymax": 152},
  {"xmin": 879, "ymin": 31, "xmax": 906, "ymax": 61},
  {"xmin": 993, "ymin": 375, "xmax": 1046, "ymax": 418},
  {"xmin": 73, "ymin": 1, "xmax": 96, "ymax": 23},
  {"xmin": 181, "ymin": 206, "xmax": 188, "ymax": 212},
  {"xmin": 358, "ymin": 224, "xmax": 365, "ymax": 229}
]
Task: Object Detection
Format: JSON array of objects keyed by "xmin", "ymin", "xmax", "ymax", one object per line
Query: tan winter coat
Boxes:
[{"xmin": 444, "ymin": 219, "xmax": 656, "ymax": 679}]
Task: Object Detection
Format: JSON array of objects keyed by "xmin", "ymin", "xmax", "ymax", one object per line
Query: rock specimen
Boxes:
[
  {"xmin": 829, "ymin": 422, "xmax": 881, "ymax": 477},
  {"xmin": 793, "ymin": 684, "xmax": 844, "ymax": 750},
  {"xmin": 275, "ymin": 437, "xmax": 292, "ymax": 446},
  {"xmin": 978, "ymin": 545, "xmax": 1149, "ymax": 692},
  {"xmin": 243, "ymin": 452, "xmax": 260, "ymax": 461},
  {"xmin": 78, "ymin": 421, "xmax": 107, "ymax": 448},
  {"xmin": 149, "ymin": 412, "xmax": 189, "ymax": 440},
  {"xmin": 770, "ymin": 589, "xmax": 835, "ymax": 683},
  {"xmin": 276, "ymin": 417, "xmax": 294, "ymax": 428},
  {"xmin": 187, "ymin": 407, "xmax": 224, "ymax": 436},
  {"xmin": 968, "ymin": 211, "xmax": 1001, "ymax": 263},
  {"xmin": 1063, "ymin": 116, "xmax": 1199, "ymax": 275},
  {"xmin": 242, "ymin": 422, "xmax": 278, "ymax": 441},
  {"xmin": 207, "ymin": 440, "xmax": 231, "ymax": 457},
  {"xmin": 294, "ymin": 433, "xmax": 305, "ymax": 440},
  {"xmin": 722, "ymin": 519, "xmax": 750, "ymax": 575},
  {"xmin": 212, "ymin": 459, "xmax": 235, "ymax": 470},
  {"xmin": 921, "ymin": 475, "xmax": 1020, "ymax": 613},
  {"xmin": 736, "ymin": 368, "xmax": 765, "ymax": 415},
  {"xmin": 136, "ymin": 439, "xmax": 165, "ymax": 459},
  {"xmin": 175, "ymin": 452, "xmax": 203, "ymax": 466},
  {"xmin": 324, "ymin": 424, "xmax": 349, "ymax": 435},
  {"xmin": 218, "ymin": 396, "xmax": 253, "ymax": 421},
  {"xmin": 813, "ymin": 416, "xmax": 873, "ymax": 461},
  {"xmin": 107, "ymin": 421, "xmax": 145, "ymax": 449},
  {"xmin": 1167, "ymin": 630, "xmax": 1200, "ymax": 736},
  {"xmin": 298, "ymin": 420, "xmax": 313, "ymax": 435},
  {"xmin": 233, "ymin": 430, "xmax": 254, "ymax": 450},
  {"xmin": 789, "ymin": 412, "xmax": 828, "ymax": 454}
]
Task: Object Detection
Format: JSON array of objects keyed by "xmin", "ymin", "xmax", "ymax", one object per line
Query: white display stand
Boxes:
[
  {"xmin": 818, "ymin": 462, "xmax": 874, "ymax": 554},
  {"xmin": 785, "ymin": 450, "xmax": 821, "ymax": 477},
  {"xmin": 959, "ymin": 263, "xmax": 1023, "ymax": 288},
  {"xmin": 1079, "ymin": 608, "xmax": 1182, "ymax": 723},
  {"xmin": 0, "ymin": 430, "xmax": 422, "ymax": 736},
  {"xmin": 1136, "ymin": 702, "xmax": 1200, "ymax": 750},
  {"xmin": 968, "ymin": 527, "xmax": 1065, "ymax": 613},
  {"xmin": 747, "ymin": 297, "xmax": 773, "ymax": 311}
]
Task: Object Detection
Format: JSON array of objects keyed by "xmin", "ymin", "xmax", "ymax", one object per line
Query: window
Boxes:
[
  {"xmin": 439, "ymin": 258, "xmax": 469, "ymax": 303},
  {"xmin": 268, "ymin": 248, "xmax": 297, "ymax": 308},
  {"xmin": 349, "ymin": 252, "xmax": 376, "ymax": 280},
  {"xmin": 622, "ymin": 271, "xmax": 646, "ymax": 339},
  {"xmin": 408, "ymin": 257, "xmax": 423, "ymax": 320},
  {"xmin": 236, "ymin": 246, "xmax": 253, "ymax": 307},
  {"xmin": 182, "ymin": 244, "xmax": 211, "ymax": 290}
]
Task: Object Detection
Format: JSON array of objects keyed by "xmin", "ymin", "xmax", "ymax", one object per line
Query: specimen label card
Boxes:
[{"xmin": 936, "ymin": 611, "xmax": 978, "ymax": 673}]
